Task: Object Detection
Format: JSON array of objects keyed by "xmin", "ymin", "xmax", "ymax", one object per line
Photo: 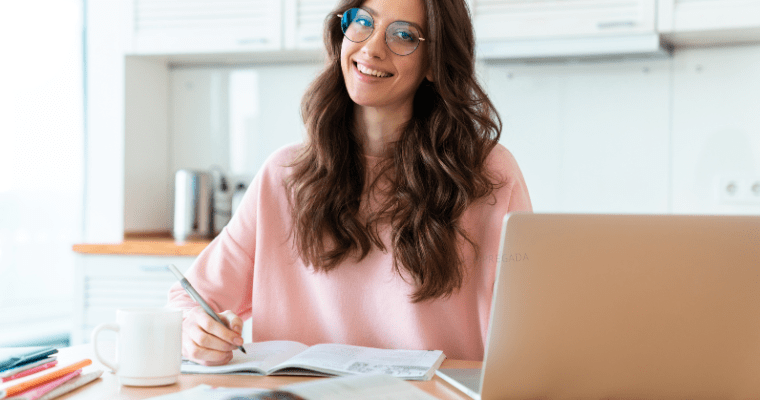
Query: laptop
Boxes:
[{"xmin": 437, "ymin": 213, "xmax": 760, "ymax": 399}]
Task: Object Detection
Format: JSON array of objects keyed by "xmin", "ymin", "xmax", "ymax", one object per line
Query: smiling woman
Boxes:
[
  {"xmin": 169, "ymin": 0, "xmax": 532, "ymax": 366},
  {"xmin": 0, "ymin": 0, "xmax": 84, "ymax": 347}
]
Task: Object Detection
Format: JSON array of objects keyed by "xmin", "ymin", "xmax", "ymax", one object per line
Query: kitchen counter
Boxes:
[{"xmin": 72, "ymin": 232, "xmax": 211, "ymax": 256}]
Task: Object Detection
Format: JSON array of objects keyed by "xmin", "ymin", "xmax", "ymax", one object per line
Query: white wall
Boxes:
[
  {"xmin": 488, "ymin": 45, "xmax": 760, "ymax": 215},
  {"xmin": 481, "ymin": 57, "xmax": 671, "ymax": 213},
  {"xmin": 168, "ymin": 63, "xmax": 321, "ymax": 177},
  {"xmin": 671, "ymin": 45, "xmax": 760, "ymax": 214},
  {"xmin": 130, "ymin": 43, "xmax": 760, "ymax": 235}
]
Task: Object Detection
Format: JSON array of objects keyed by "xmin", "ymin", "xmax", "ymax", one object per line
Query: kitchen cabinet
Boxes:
[
  {"xmin": 123, "ymin": 0, "xmax": 339, "ymax": 56},
  {"xmin": 283, "ymin": 0, "xmax": 337, "ymax": 50},
  {"xmin": 659, "ymin": 0, "xmax": 760, "ymax": 46},
  {"xmin": 124, "ymin": 0, "xmax": 282, "ymax": 55},
  {"xmin": 471, "ymin": 0, "xmax": 667, "ymax": 59},
  {"xmin": 71, "ymin": 238, "xmax": 261, "ymax": 346}
]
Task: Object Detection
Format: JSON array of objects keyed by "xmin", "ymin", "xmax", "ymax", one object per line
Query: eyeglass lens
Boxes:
[{"xmin": 340, "ymin": 8, "xmax": 422, "ymax": 56}]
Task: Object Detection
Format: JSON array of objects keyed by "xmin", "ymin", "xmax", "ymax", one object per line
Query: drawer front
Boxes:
[
  {"xmin": 76, "ymin": 255, "xmax": 196, "ymax": 343},
  {"xmin": 81, "ymin": 255, "xmax": 193, "ymax": 277},
  {"xmin": 128, "ymin": 0, "xmax": 282, "ymax": 54}
]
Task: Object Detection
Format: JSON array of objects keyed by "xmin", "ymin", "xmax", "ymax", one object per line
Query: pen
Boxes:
[{"xmin": 167, "ymin": 264, "xmax": 247, "ymax": 354}]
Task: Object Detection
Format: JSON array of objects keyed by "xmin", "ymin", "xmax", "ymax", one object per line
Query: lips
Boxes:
[{"xmin": 355, "ymin": 61, "xmax": 393, "ymax": 78}]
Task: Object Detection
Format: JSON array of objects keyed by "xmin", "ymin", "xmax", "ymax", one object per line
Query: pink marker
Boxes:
[{"xmin": 1, "ymin": 361, "xmax": 58, "ymax": 383}]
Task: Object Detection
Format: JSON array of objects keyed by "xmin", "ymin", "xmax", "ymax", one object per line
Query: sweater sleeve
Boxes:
[
  {"xmin": 505, "ymin": 156, "xmax": 532, "ymax": 214},
  {"xmin": 492, "ymin": 143, "xmax": 533, "ymax": 214},
  {"xmin": 474, "ymin": 143, "xmax": 532, "ymax": 349}
]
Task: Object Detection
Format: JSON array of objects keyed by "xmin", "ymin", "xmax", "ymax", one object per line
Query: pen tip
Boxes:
[{"xmin": 240, "ymin": 347, "xmax": 247, "ymax": 354}]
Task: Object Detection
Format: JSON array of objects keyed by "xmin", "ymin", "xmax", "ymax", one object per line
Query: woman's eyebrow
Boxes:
[
  {"xmin": 361, "ymin": 6, "xmax": 426, "ymax": 33},
  {"xmin": 362, "ymin": 5, "xmax": 377, "ymax": 15}
]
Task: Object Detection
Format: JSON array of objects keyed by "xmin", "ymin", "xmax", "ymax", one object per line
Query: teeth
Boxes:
[{"xmin": 357, "ymin": 63, "xmax": 391, "ymax": 78}]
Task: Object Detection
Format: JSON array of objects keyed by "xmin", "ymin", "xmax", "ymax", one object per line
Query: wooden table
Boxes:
[{"xmin": 51, "ymin": 344, "xmax": 480, "ymax": 399}]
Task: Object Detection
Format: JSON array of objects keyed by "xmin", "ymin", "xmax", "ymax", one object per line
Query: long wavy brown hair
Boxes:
[{"xmin": 287, "ymin": 0, "xmax": 502, "ymax": 302}]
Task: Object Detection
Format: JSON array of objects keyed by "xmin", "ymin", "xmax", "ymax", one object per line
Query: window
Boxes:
[{"xmin": 0, "ymin": 0, "xmax": 83, "ymax": 347}]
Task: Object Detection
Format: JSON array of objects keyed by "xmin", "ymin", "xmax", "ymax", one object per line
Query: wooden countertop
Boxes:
[{"xmin": 72, "ymin": 232, "xmax": 211, "ymax": 256}]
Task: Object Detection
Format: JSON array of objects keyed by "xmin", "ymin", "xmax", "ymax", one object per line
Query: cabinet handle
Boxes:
[
  {"xmin": 140, "ymin": 265, "xmax": 171, "ymax": 273},
  {"xmin": 238, "ymin": 38, "xmax": 268, "ymax": 45},
  {"xmin": 597, "ymin": 20, "xmax": 636, "ymax": 30}
]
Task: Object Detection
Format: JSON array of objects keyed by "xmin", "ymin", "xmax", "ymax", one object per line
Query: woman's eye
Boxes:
[
  {"xmin": 393, "ymin": 30, "xmax": 414, "ymax": 42},
  {"xmin": 355, "ymin": 17, "xmax": 372, "ymax": 27}
]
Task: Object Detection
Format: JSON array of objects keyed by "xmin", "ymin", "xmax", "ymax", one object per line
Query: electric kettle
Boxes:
[{"xmin": 173, "ymin": 170, "xmax": 213, "ymax": 242}]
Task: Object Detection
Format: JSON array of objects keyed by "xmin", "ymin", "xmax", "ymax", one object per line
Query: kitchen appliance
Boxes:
[
  {"xmin": 210, "ymin": 168, "xmax": 232, "ymax": 235},
  {"xmin": 173, "ymin": 170, "xmax": 213, "ymax": 242}
]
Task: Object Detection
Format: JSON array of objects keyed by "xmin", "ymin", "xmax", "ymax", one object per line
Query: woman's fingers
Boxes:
[
  {"xmin": 181, "ymin": 307, "xmax": 243, "ymax": 365},
  {"xmin": 183, "ymin": 339, "xmax": 233, "ymax": 366},
  {"xmin": 219, "ymin": 310, "xmax": 245, "ymax": 336},
  {"xmin": 188, "ymin": 317, "xmax": 238, "ymax": 350},
  {"xmin": 196, "ymin": 310, "xmax": 244, "ymax": 347}
]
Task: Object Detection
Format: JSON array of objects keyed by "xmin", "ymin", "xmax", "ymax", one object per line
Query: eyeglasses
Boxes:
[{"xmin": 337, "ymin": 8, "xmax": 426, "ymax": 56}]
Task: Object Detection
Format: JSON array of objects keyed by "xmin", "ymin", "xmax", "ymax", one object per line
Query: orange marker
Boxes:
[{"xmin": 0, "ymin": 359, "xmax": 91, "ymax": 399}]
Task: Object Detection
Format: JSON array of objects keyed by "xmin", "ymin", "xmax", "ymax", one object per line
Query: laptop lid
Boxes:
[{"xmin": 476, "ymin": 213, "xmax": 760, "ymax": 400}]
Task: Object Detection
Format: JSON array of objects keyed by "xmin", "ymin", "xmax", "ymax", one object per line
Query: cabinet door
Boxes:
[
  {"xmin": 283, "ymin": 0, "xmax": 337, "ymax": 50},
  {"xmin": 73, "ymin": 255, "xmax": 195, "ymax": 344},
  {"xmin": 659, "ymin": 0, "xmax": 760, "ymax": 45},
  {"xmin": 473, "ymin": 0, "xmax": 660, "ymax": 59},
  {"xmin": 126, "ymin": 0, "xmax": 283, "ymax": 55},
  {"xmin": 473, "ymin": 0, "xmax": 656, "ymax": 40}
]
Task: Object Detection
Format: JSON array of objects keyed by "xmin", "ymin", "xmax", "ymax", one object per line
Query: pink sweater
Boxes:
[{"xmin": 168, "ymin": 143, "xmax": 532, "ymax": 361}]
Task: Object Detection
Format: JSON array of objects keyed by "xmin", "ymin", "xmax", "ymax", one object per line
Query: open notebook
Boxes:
[
  {"xmin": 182, "ymin": 340, "xmax": 445, "ymax": 381},
  {"xmin": 437, "ymin": 213, "xmax": 760, "ymax": 399}
]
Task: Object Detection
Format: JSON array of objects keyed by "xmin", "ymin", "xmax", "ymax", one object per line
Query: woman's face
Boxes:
[{"xmin": 340, "ymin": 0, "xmax": 433, "ymax": 112}]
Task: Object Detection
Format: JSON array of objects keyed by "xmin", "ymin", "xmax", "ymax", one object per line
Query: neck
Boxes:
[{"xmin": 354, "ymin": 103, "xmax": 413, "ymax": 157}]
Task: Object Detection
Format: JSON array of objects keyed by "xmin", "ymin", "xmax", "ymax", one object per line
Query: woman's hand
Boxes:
[{"xmin": 182, "ymin": 306, "xmax": 245, "ymax": 366}]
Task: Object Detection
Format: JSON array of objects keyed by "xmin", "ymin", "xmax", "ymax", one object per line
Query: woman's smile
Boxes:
[{"xmin": 355, "ymin": 61, "xmax": 393, "ymax": 78}]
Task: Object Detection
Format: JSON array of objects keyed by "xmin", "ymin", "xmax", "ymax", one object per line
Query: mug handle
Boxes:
[{"xmin": 91, "ymin": 323, "xmax": 119, "ymax": 372}]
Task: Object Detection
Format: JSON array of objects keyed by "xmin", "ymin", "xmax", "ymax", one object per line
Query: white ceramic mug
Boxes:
[{"xmin": 91, "ymin": 307, "xmax": 182, "ymax": 386}]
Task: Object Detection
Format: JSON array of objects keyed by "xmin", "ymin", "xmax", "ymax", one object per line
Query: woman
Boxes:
[{"xmin": 168, "ymin": 0, "xmax": 532, "ymax": 365}]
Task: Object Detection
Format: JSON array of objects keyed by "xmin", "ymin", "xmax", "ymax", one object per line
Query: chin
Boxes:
[{"xmin": 347, "ymin": 92, "xmax": 384, "ymax": 108}]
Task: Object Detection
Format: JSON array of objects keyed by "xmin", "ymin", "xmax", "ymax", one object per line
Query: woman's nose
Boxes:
[{"xmin": 361, "ymin": 26, "xmax": 387, "ymax": 59}]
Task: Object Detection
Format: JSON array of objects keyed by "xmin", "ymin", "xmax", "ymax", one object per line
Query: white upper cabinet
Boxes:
[
  {"xmin": 659, "ymin": 0, "xmax": 760, "ymax": 46},
  {"xmin": 471, "ymin": 0, "xmax": 667, "ymax": 59},
  {"xmin": 125, "ymin": 0, "xmax": 282, "ymax": 55},
  {"xmin": 283, "ymin": 0, "xmax": 336, "ymax": 50},
  {"xmin": 118, "ymin": 0, "xmax": 760, "ymax": 60}
]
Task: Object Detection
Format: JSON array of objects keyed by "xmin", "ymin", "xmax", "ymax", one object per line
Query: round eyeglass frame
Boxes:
[{"xmin": 337, "ymin": 8, "xmax": 426, "ymax": 56}]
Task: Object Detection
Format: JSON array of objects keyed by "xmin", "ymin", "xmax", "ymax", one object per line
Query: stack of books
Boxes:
[{"xmin": 0, "ymin": 347, "xmax": 101, "ymax": 400}]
